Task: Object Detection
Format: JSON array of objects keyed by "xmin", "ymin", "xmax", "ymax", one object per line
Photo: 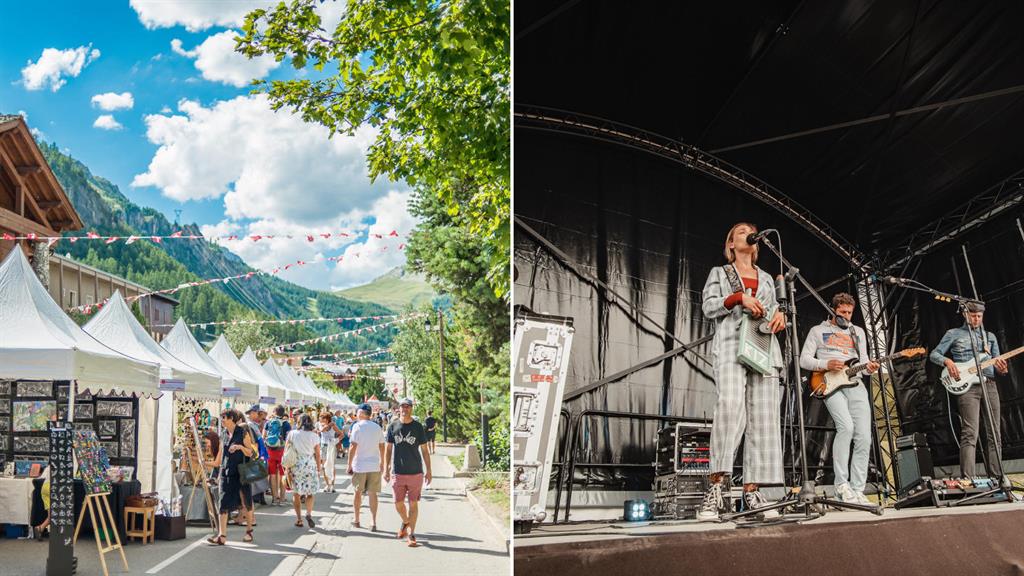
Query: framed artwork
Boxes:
[
  {"xmin": 13, "ymin": 436, "xmax": 48, "ymax": 453},
  {"xmin": 74, "ymin": 421, "xmax": 95, "ymax": 433},
  {"xmin": 0, "ymin": 419, "xmax": 9, "ymax": 433},
  {"xmin": 0, "ymin": 381, "xmax": 11, "ymax": 395},
  {"xmin": 99, "ymin": 441, "xmax": 120, "ymax": 459},
  {"xmin": 76, "ymin": 391, "xmax": 93, "ymax": 402},
  {"xmin": 119, "ymin": 420, "xmax": 136, "ymax": 458},
  {"xmin": 0, "ymin": 399, "xmax": 10, "ymax": 415},
  {"xmin": 98, "ymin": 420, "xmax": 117, "ymax": 439},
  {"xmin": 73, "ymin": 430, "xmax": 110, "ymax": 493},
  {"xmin": 57, "ymin": 386, "xmax": 69, "ymax": 401},
  {"xmin": 0, "ymin": 434, "xmax": 7, "ymax": 451},
  {"xmin": 95, "ymin": 401, "xmax": 132, "ymax": 418},
  {"xmin": 74, "ymin": 403, "xmax": 94, "ymax": 420},
  {"xmin": 12, "ymin": 401, "xmax": 56, "ymax": 432},
  {"xmin": 14, "ymin": 458, "xmax": 47, "ymax": 478},
  {"xmin": 16, "ymin": 382, "xmax": 53, "ymax": 398},
  {"xmin": 58, "ymin": 406, "xmax": 68, "ymax": 421}
]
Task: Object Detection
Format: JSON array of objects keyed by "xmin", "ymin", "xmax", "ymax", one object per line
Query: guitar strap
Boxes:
[{"xmin": 722, "ymin": 264, "xmax": 746, "ymax": 295}]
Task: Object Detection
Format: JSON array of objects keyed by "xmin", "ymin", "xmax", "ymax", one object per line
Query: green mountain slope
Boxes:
[
  {"xmin": 39, "ymin": 141, "xmax": 396, "ymax": 354},
  {"xmin": 336, "ymin": 267, "xmax": 438, "ymax": 311}
]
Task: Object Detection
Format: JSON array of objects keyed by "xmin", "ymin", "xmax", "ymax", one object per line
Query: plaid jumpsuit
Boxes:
[{"xmin": 702, "ymin": 265, "xmax": 784, "ymax": 485}]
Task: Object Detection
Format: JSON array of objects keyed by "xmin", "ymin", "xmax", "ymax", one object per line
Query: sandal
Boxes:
[
  {"xmin": 407, "ymin": 534, "xmax": 418, "ymax": 547},
  {"xmin": 371, "ymin": 525, "xmax": 377, "ymax": 532},
  {"xmin": 206, "ymin": 535, "xmax": 226, "ymax": 546},
  {"xmin": 295, "ymin": 519, "xmax": 304, "ymax": 527},
  {"xmin": 243, "ymin": 529, "xmax": 254, "ymax": 543},
  {"xmin": 352, "ymin": 520, "xmax": 361, "ymax": 529},
  {"xmin": 306, "ymin": 514, "xmax": 316, "ymax": 528},
  {"xmin": 398, "ymin": 523, "xmax": 408, "ymax": 539}
]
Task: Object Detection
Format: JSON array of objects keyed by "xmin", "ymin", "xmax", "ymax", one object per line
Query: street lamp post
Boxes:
[{"xmin": 426, "ymin": 309, "xmax": 447, "ymax": 443}]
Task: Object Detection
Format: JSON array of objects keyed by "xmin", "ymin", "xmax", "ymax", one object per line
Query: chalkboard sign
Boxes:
[{"xmin": 47, "ymin": 422, "xmax": 75, "ymax": 576}]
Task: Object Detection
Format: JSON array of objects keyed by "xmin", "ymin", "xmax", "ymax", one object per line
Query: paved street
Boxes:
[{"xmin": 0, "ymin": 447, "xmax": 509, "ymax": 576}]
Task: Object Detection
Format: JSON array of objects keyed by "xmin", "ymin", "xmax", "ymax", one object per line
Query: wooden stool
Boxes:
[{"xmin": 124, "ymin": 506, "xmax": 155, "ymax": 544}]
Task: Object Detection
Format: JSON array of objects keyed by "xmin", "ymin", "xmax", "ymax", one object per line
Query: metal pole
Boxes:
[
  {"xmin": 480, "ymin": 379, "xmax": 488, "ymax": 469},
  {"xmin": 439, "ymin": 308, "xmax": 447, "ymax": 442}
]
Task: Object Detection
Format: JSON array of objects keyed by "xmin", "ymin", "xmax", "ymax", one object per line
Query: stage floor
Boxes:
[{"xmin": 516, "ymin": 499, "xmax": 1022, "ymax": 547}]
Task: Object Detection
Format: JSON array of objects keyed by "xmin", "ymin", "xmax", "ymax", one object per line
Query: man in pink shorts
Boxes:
[{"xmin": 384, "ymin": 398, "xmax": 432, "ymax": 547}]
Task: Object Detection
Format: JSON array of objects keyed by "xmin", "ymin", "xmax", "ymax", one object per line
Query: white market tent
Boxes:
[
  {"xmin": 208, "ymin": 335, "xmax": 261, "ymax": 401},
  {"xmin": 239, "ymin": 346, "xmax": 287, "ymax": 404},
  {"xmin": 0, "ymin": 248, "xmax": 160, "ymax": 393},
  {"xmin": 161, "ymin": 318, "xmax": 236, "ymax": 390},
  {"xmin": 263, "ymin": 359, "xmax": 305, "ymax": 404},
  {"xmin": 84, "ymin": 291, "xmax": 223, "ymax": 397}
]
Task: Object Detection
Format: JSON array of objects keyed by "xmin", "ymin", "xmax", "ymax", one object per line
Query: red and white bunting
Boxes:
[
  {"xmin": 6, "ymin": 229, "xmax": 405, "ymax": 244},
  {"xmin": 256, "ymin": 315, "xmax": 424, "ymax": 354},
  {"xmin": 151, "ymin": 314, "xmax": 402, "ymax": 329}
]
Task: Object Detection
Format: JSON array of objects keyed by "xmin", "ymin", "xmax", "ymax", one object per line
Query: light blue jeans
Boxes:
[{"xmin": 823, "ymin": 383, "xmax": 872, "ymax": 492}]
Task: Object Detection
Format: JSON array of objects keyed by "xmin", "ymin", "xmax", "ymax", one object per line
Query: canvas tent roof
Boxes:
[
  {"xmin": 263, "ymin": 359, "xmax": 305, "ymax": 402},
  {"xmin": 161, "ymin": 318, "xmax": 234, "ymax": 386},
  {"xmin": 207, "ymin": 335, "xmax": 260, "ymax": 401},
  {"xmin": 240, "ymin": 347, "xmax": 286, "ymax": 399},
  {"xmin": 83, "ymin": 291, "xmax": 222, "ymax": 399},
  {"xmin": 0, "ymin": 248, "xmax": 160, "ymax": 393}
]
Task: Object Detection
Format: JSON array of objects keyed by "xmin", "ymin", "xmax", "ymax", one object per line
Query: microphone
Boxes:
[
  {"xmin": 878, "ymin": 275, "xmax": 910, "ymax": 285},
  {"xmin": 774, "ymin": 274, "xmax": 787, "ymax": 303},
  {"xmin": 745, "ymin": 229, "xmax": 775, "ymax": 245}
]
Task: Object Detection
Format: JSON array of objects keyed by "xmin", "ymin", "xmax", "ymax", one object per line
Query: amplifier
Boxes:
[
  {"xmin": 895, "ymin": 432, "xmax": 929, "ymax": 450},
  {"xmin": 896, "ymin": 444, "xmax": 934, "ymax": 496},
  {"xmin": 653, "ymin": 494, "xmax": 704, "ymax": 520},
  {"xmin": 655, "ymin": 422, "xmax": 712, "ymax": 475},
  {"xmin": 654, "ymin": 473, "xmax": 708, "ymax": 497}
]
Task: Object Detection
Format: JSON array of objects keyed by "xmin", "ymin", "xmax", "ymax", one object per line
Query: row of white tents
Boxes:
[{"xmin": 0, "ymin": 248, "xmax": 357, "ymax": 499}]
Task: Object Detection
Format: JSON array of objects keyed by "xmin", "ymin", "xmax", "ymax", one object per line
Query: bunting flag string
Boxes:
[
  {"xmin": 300, "ymin": 348, "xmax": 392, "ymax": 361},
  {"xmin": 67, "ymin": 241, "xmax": 410, "ymax": 315},
  {"xmin": 255, "ymin": 315, "xmax": 424, "ymax": 354},
  {"xmin": 2, "ymin": 228, "xmax": 405, "ymax": 244},
  {"xmin": 151, "ymin": 314, "xmax": 402, "ymax": 329}
]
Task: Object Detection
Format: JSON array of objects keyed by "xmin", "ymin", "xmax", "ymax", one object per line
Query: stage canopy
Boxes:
[
  {"xmin": 0, "ymin": 248, "xmax": 160, "ymax": 394},
  {"xmin": 515, "ymin": 0, "xmax": 1024, "ymax": 494}
]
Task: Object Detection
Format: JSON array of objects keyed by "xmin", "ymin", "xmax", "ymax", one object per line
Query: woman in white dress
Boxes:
[{"xmin": 285, "ymin": 414, "xmax": 323, "ymax": 528}]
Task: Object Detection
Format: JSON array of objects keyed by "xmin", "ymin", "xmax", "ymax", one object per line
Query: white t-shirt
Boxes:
[
  {"xmin": 350, "ymin": 419, "xmax": 385, "ymax": 473},
  {"xmin": 287, "ymin": 429, "xmax": 319, "ymax": 457}
]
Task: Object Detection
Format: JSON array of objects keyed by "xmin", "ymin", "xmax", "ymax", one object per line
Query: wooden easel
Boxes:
[
  {"xmin": 73, "ymin": 492, "xmax": 128, "ymax": 576},
  {"xmin": 184, "ymin": 418, "xmax": 219, "ymax": 530}
]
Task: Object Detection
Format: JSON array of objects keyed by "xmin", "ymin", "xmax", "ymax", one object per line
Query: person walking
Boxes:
[
  {"xmin": 319, "ymin": 412, "xmax": 343, "ymax": 492},
  {"xmin": 286, "ymin": 414, "xmax": 323, "ymax": 528},
  {"xmin": 347, "ymin": 403, "xmax": 385, "ymax": 530},
  {"xmin": 424, "ymin": 411, "xmax": 437, "ymax": 454},
  {"xmin": 207, "ymin": 409, "xmax": 257, "ymax": 545},
  {"xmin": 264, "ymin": 405, "xmax": 292, "ymax": 505},
  {"xmin": 384, "ymin": 398, "xmax": 432, "ymax": 547}
]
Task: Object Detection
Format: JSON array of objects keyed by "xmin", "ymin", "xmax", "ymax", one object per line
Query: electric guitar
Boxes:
[
  {"xmin": 940, "ymin": 345, "xmax": 1024, "ymax": 395},
  {"xmin": 809, "ymin": 348, "xmax": 926, "ymax": 398}
]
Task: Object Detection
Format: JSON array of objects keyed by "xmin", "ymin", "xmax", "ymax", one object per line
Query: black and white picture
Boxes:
[
  {"xmin": 76, "ymin": 391, "xmax": 92, "ymax": 402},
  {"xmin": 119, "ymin": 419, "xmax": 136, "ymax": 458},
  {"xmin": 0, "ymin": 380, "xmax": 10, "ymax": 395},
  {"xmin": 96, "ymin": 401, "xmax": 132, "ymax": 417},
  {"xmin": 74, "ymin": 421, "xmax": 95, "ymax": 433},
  {"xmin": 99, "ymin": 441, "xmax": 119, "ymax": 458},
  {"xmin": 98, "ymin": 420, "xmax": 117, "ymax": 439},
  {"xmin": 57, "ymin": 386, "xmax": 69, "ymax": 401},
  {"xmin": 13, "ymin": 436, "xmax": 49, "ymax": 453},
  {"xmin": 0, "ymin": 434, "xmax": 7, "ymax": 451},
  {"xmin": 58, "ymin": 406, "xmax": 68, "ymax": 421},
  {"xmin": 16, "ymin": 382, "xmax": 53, "ymax": 397},
  {"xmin": 74, "ymin": 403, "xmax": 94, "ymax": 420},
  {"xmin": 0, "ymin": 399, "xmax": 11, "ymax": 415},
  {"xmin": 0, "ymin": 419, "xmax": 8, "ymax": 433}
]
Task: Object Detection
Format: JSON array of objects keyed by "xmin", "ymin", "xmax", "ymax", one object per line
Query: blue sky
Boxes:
[{"xmin": 0, "ymin": 0, "xmax": 413, "ymax": 291}]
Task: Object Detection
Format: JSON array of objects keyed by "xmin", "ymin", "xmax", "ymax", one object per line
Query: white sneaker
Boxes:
[
  {"xmin": 697, "ymin": 482, "xmax": 724, "ymax": 522},
  {"xmin": 836, "ymin": 483, "xmax": 857, "ymax": 503},
  {"xmin": 742, "ymin": 490, "xmax": 780, "ymax": 518},
  {"xmin": 853, "ymin": 491, "xmax": 872, "ymax": 506}
]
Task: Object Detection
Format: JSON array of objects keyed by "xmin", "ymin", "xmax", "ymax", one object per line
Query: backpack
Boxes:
[{"xmin": 266, "ymin": 418, "xmax": 284, "ymax": 448}]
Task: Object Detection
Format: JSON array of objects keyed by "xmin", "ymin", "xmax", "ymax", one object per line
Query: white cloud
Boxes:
[
  {"xmin": 93, "ymin": 115, "xmax": 123, "ymax": 131},
  {"xmin": 172, "ymin": 31, "xmax": 278, "ymax": 87},
  {"xmin": 159, "ymin": 106, "xmax": 172, "ymax": 114},
  {"xmin": 21, "ymin": 45, "xmax": 100, "ymax": 91},
  {"xmin": 132, "ymin": 93, "xmax": 412, "ymax": 291},
  {"xmin": 131, "ymin": 0, "xmax": 344, "ymax": 33},
  {"xmin": 91, "ymin": 92, "xmax": 134, "ymax": 111}
]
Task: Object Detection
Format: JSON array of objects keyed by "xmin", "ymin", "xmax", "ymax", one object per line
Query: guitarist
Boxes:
[
  {"xmin": 697, "ymin": 222, "xmax": 786, "ymax": 522},
  {"xmin": 799, "ymin": 292, "xmax": 878, "ymax": 505},
  {"xmin": 928, "ymin": 301, "xmax": 1008, "ymax": 478}
]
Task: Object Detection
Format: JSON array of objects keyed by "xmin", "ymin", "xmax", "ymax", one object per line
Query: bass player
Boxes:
[
  {"xmin": 799, "ymin": 292, "xmax": 878, "ymax": 504},
  {"xmin": 929, "ymin": 301, "xmax": 1008, "ymax": 478}
]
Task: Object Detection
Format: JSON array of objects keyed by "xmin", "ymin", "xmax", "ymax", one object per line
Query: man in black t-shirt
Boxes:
[
  {"xmin": 385, "ymin": 398, "xmax": 432, "ymax": 547},
  {"xmin": 424, "ymin": 412, "xmax": 437, "ymax": 454}
]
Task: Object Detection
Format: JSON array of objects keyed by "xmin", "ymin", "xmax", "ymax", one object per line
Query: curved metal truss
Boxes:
[{"xmin": 515, "ymin": 104, "xmax": 869, "ymax": 269}]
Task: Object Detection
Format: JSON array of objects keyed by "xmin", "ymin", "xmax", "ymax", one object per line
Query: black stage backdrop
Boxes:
[{"xmin": 515, "ymin": 129, "xmax": 1024, "ymax": 490}]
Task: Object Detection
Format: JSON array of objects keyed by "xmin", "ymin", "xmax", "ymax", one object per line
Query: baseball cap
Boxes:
[
  {"xmin": 358, "ymin": 403, "xmax": 372, "ymax": 413},
  {"xmin": 246, "ymin": 405, "xmax": 260, "ymax": 414},
  {"xmin": 399, "ymin": 398, "xmax": 414, "ymax": 407}
]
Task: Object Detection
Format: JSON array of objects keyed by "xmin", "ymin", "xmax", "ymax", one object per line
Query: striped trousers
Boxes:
[{"xmin": 710, "ymin": 357, "xmax": 783, "ymax": 484}]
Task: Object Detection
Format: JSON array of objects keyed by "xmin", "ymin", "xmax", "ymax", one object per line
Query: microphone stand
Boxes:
[
  {"xmin": 721, "ymin": 234, "xmax": 882, "ymax": 523},
  {"xmin": 886, "ymin": 278, "xmax": 1016, "ymax": 504}
]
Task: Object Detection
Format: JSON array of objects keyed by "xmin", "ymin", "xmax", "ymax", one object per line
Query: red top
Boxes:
[{"xmin": 724, "ymin": 277, "xmax": 758, "ymax": 309}]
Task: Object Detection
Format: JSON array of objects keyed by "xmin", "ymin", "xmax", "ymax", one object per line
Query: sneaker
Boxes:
[
  {"xmin": 853, "ymin": 491, "xmax": 872, "ymax": 506},
  {"xmin": 836, "ymin": 483, "xmax": 857, "ymax": 503},
  {"xmin": 742, "ymin": 490, "xmax": 780, "ymax": 518},
  {"xmin": 697, "ymin": 482, "xmax": 724, "ymax": 522}
]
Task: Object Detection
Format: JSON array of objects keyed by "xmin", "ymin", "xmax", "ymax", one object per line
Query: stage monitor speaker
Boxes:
[{"xmin": 896, "ymin": 445, "xmax": 934, "ymax": 496}]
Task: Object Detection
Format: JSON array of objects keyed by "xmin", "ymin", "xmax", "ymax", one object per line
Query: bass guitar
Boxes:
[
  {"xmin": 809, "ymin": 348, "xmax": 926, "ymax": 398},
  {"xmin": 940, "ymin": 345, "xmax": 1024, "ymax": 395}
]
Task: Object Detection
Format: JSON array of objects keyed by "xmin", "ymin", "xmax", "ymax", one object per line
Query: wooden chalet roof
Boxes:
[{"xmin": 0, "ymin": 115, "xmax": 84, "ymax": 237}]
